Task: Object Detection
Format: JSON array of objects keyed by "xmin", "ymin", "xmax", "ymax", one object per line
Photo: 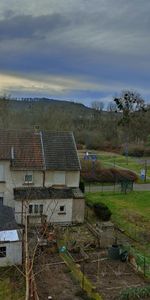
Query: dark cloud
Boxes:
[
  {"xmin": 0, "ymin": 13, "xmax": 70, "ymax": 40},
  {"xmin": 0, "ymin": 0, "xmax": 150, "ymax": 103}
]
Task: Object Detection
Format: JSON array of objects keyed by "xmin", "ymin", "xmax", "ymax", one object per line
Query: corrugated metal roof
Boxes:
[
  {"xmin": 0, "ymin": 229, "xmax": 20, "ymax": 242},
  {"xmin": 14, "ymin": 187, "xmax": 83, "ymax": 200},
  {"xmin": 14, "ymin": 187, "xmax": 74, "ymax": 200}
]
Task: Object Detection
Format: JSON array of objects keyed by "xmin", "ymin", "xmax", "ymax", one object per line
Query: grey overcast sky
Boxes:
[{"xmin": 0, "ymin": 0, "xmax": 150, "ymax": 106}]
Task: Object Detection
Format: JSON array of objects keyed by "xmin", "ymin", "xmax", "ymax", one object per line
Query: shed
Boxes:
[{"xmin": 0, "ymin": 229, "xmax": 22, "ymax": 266}]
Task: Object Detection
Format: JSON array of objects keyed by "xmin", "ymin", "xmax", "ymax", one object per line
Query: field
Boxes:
[{"xmin": 86, "ymin": 191, "xmax": 150, "ymax": 254}]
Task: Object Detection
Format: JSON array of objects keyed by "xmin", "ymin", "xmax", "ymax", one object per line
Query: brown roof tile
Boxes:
[
  {"xmin": 0, "ymin": 130, "xmax": 43, "ymax": 169},
  {"xmin": 0, "ymin": 130, "xmax": 80, "ymax": 171}
]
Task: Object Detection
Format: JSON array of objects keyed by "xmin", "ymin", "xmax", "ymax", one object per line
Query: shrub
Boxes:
[
  {"xmin": 81, "ymin": 160, "xmax": 138, "ymax": 183},
  {"xmin": 118, "ymin": 286, "xmax": 150, "ymax": 300},
  {"xmin": 144, "ymin": 147, "xmax": 150, "ymax": 156},
  {"xmin": 93, "ymin": 202, "xmax": 112, "ymax": 221},
  {"xmin": 110, "ymin": 168, "xmax": 138, "ymax": 183},
  {"xmin": 122, "ymin": 145, "xmax": 144, "ymax": 157}
]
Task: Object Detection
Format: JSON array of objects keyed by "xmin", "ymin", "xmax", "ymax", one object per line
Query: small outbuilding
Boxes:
[
  {"xmin": 0, "ymin": 229, "xmax": 22, "ymax": 266},
  {"xmin": 0, "ymin": 204, "xmax": 22, "ymax": 266}
]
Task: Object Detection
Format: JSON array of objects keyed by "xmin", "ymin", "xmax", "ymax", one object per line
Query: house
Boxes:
[
  {"xmin": 0, "ymin": 204, "xmax": 22, "ymax": 266},
  {"xmin": 0, "ymin": 130, "xmax": 84, "ymax": 225}
]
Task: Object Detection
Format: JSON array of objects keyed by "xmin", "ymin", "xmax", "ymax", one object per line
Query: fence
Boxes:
[{"xmin": 122, "ymin": 245, "xmax": 150, "ymax": 278}]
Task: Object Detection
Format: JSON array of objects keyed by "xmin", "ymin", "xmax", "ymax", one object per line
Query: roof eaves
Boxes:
[
  {"xmin": 40, "ymin": 131, "xmax": 46, "ymax": 170},
  {"xmin": 71, "ymin": 132, "xmax": 81, "ymax": 170}
]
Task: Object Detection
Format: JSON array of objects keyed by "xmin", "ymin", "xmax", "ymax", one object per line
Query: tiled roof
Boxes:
[
  {"xmin": 42, "ymin": 131, "xmax": 80, "ymax": 170},
  {"xmin": 0, "ymin": 204, "xmax": 20, "ymax": 231},
  {"xmin": 0, "ymin": 130, "xmax": 43, "ymax": 169},
  {"xmin": 14, "ymin": 187, "xmax": 75, "ymax": 200},
  {"xmin": 0, "ymin": 130, "xmax": 80, "ymax": 171}
]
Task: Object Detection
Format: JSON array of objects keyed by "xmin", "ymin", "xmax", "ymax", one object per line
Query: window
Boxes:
[
  {"xmin": 28, "ymin": 204, "xmax": 43, "ymax": 215},
  {"xmin": 24, "ymin": 174, "xmax": 33, "ymax": 183},
  {"xmin": 58, "ymin": 205, "xmax": 66, "ymax": 214},
  {"xmin": 0, "ymin": 247, "xmax": 6, "ymax": 257},
  {"xmin": 0, "ymin": 197, "xmax": 3, "ymax": 206},
  {"xmin": 34, "ymin": 205, "xmax": 38, "ymax": 214},
  {"xmin": 60, "ymin": 205, "xmax": 65, "ymax": 212},
  {"xmin": 29, "ymin": 205, "xmax": 33, "ymax": 214}
]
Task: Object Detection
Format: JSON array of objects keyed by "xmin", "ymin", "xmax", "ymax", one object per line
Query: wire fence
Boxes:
[{"xmin": 122, "ymin": 245, "xmax": 150, "ymax": 277}]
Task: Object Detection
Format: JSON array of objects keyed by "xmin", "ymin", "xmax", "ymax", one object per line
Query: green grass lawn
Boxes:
[
  {"xmin": 0, "ymin": 267, "xmax": 25, "ymax": 300},
  {"xmin": 98, "ymin": 153, "xmax": 150, "ymax": 177},
  {"xmin": 86, "ymin": 191, "xmax": 150, "ymax": 250}
]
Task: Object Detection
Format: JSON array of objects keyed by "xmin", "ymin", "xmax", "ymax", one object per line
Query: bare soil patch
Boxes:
[
  {"xmin": 34, "ymin": 252, "xmax": 83, "ymax": 300},
  {"xmin": 32, "ymin": 224, "xmax": 150, "ymax": 300},
  {"xmin": 80, "ymin": 250, "xmax": 149, "ymax": 300}
]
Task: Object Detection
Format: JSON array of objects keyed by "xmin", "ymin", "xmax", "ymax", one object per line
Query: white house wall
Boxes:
[
  {"xmin": 45, "ymin": 171, "xmax": 80, "ymax": 187},
  {"xmin": 11, "ymin": 170, "xmax": 43, "ymax": 187},
  {"xmin": 15, "ymin": 198, "xmax": 73, "ymax": 225},
  {"xmin": 0, "ymin": 161, "xmax": 80, "ymax": 208},
  {"xmin": 66, "ymin": 171, "xmax": 80, "ymax": 187},
  {"xmin": 0, "ymin": 161, "xmax": 15, "ymax": 207},
  {"xmin": 0, "ymin": 161, "xmax": 43, "ymax": 208},
  {"xmin": 0, "ymin": 241, "xmax": 22, "ymax": 266}
]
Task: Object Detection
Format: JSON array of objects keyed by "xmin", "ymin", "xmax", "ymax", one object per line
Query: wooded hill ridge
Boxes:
[{"xmin": 0, "ymin": 97, "xmax": 150, "ymax": 153}]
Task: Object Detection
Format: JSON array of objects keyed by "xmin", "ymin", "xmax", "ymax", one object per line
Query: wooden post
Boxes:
[
  {"xmin": 97, "ymin": 252, "xmax": 100, "ymax": 282},
  {"xmin": 25, "ymin": 206, "xmax": 29, "ymax": 300},
  {"xmin": 82, "ymin": 259, "xmax": 85, "ymax": 290}
]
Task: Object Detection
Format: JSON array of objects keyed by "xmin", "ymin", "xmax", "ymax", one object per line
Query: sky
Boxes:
[{"xmin": 0, "ymin": 0, "xmax": 150, "ymax": 107}]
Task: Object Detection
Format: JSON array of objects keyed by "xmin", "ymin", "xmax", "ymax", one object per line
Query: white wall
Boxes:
[
  {"xmin": 0, "ymin": 241, "xmax": 22, "ymax": 266},
  {"xmin": 0, "ymin": 161, "xmax": 43, "ymax": 208},
  {"xmin": 45, "ymin": 170, "xmax": 80, "ymax": 187},
  {"xmin": 0, "ymin": 160, "xmax": 80, "ymax": 208},
  {"xmin": 15, "ymin": 198, "xmax": 73, "ymax": 225},
  {"xmin": 66, "ymin": 171, "xmax": 80, "ymax": 187}
]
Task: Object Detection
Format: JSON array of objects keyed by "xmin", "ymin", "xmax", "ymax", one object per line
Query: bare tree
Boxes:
[
  {"xmin": 107, "ymin": 101, "xmax": 117, "ymax": 112},
  {"xmin": 114, "ymin": 90, "xmax": 146, "ymax": 124},
  {"xmin": 91, "ymin": 100, "xmax": 104, "ymax": 111},
  {"xmin": 114, "ymin": 90, "xmax": 146, "ymax": 163}
]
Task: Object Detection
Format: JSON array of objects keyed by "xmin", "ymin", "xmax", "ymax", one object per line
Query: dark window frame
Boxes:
[
  {"xmin": 34, "ymin": 205, "xmax": 39, "ymax": 214},
  {"xmin": 0, "ymin": 246, "xmax": 6, "ymax": 257},
  {"xmin": 24, "ymin": 174, "xmax": 33, "ymax": 183},
  {"xmin": 29, "ymin": 205, "xmax": 33, "ymax": 214}
]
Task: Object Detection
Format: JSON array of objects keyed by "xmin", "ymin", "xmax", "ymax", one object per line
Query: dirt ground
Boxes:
[
  {"xmin": 32, "ymin": 224, "xmax": 150, "ymax": 300},
  {"xmin": 80, "ymin": 250, "xmax": 149, "ymax": 300},
  {"xmin": 34, "ymin": 252, "xmax": 84, "ymax": 300}
]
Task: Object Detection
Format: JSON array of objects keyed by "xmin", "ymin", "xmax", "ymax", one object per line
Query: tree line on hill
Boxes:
[{"xmin": 0, "ymin": 92, "xmax": 150, "ymax": 155}]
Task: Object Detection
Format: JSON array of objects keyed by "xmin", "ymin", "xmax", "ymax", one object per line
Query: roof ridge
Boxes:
[
  {"xmin": 71, "ymin": 132, "xmax": 81, "ymax": 170},
  {"xmin": 40, "ymin": 131, "xmax": 46, "ymax": 170}
]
